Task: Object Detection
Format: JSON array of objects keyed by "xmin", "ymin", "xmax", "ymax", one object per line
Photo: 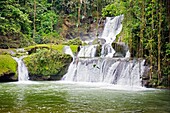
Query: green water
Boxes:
[{"xmin": 0, "ymin": 81, "xmax": 169, "ymax": 113}]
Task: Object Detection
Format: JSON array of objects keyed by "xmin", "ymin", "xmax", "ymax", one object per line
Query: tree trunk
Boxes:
[
  {"xmin": 139, "ymin": 0, "xmax": 145, "ymax": 58},
  {"xmin": 33, "ymin": 0, "xmax": 36, "ymax": 39},
  {"xmin": 149, "ymin": 0, "xmax": 154, "ymax": 80},
  {"xmin": 50, "ymin": 0, "xmax": 53, "ymax": 50},
  {"xmin": 83, "ymin": 0, "xmax": 87, "ymax": 17},
  {"xmin": 167, "ymin": 0, "xmax": 170, "ymax": 88},
  {"xmin": 167, "ymin": 0, "xmax": 170, "ymax": 42},
  {"xmin": 158, "ymin": 0, "xmax": 162, "ymax": 82},
  {"xmin": 96, "ymin": 0, "xmax": 99, "ymax": 37},
  {"xmin": 78, "ymin": 0, "xmax": 82, "ymax": 27}
]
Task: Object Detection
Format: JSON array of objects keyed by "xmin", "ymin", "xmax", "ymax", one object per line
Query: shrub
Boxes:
[
  {"xmin": 24, "ymin": 48, "xmax": 72, "ymax": 78},
  {"xmin": 63, "ymin": 38, "xmax": 82, "ymax": 45}
]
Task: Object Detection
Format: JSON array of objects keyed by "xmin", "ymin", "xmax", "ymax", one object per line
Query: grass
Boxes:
[
  {"xmin": 0, "ymin": 55, "xmax": 17, "ymax": 76},
  {"xmin": 24, "ymin": 44, "xmax": 78, "ymax": 54}
]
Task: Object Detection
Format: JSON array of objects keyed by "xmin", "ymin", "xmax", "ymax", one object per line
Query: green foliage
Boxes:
[
  {"xmin": 41, "ymin": 32, "xmax": 64, "ymax": 44},
  {"xmin": 0, "ymin": 2, "xmax": 31, "ymax": 35},
  {"xmin": 63, "ymin": 38, "xmax": 82, "ymax": 45},
  {"xmin": 25, "ymin": 44, "xmax": 78, "ymax": 55},
  {"xmin": 0, "ymin": 55, "xmax": 17, "ymax": 76},
  {"xmin": 0, "ymin": 0, "xmax": 33, "ymax": 48},
  {"xmin": 0, "ymin": 0, "xmax": 120, "ymax": 47},
  {"xmin": 0, "ymin": 0, "xmax": 169, "ymax": 86},
  {"xmin": 70, "ymin": 45, "xmax": 79, "ymax": 53},
  {"xmin": 102, "ymin": 1, "xmax": 126, "ymax": 17},
  {"xmin": 24, "ymin": 49, "xmax": 72, "ymax": 76},
  {"xmin": 25, "ymin": 44, "xmax": 65, "ymax": 53},
  {"xmin": 102, "ymin": 0, "xmax": 169, "ymax": 87},
  {"xmin": 165, "ymin": 43, "xmax": 170, "ymax": 56},
  {"xmin": 34, "ymin": 1, "xmax": 61, "ymax": 43}
]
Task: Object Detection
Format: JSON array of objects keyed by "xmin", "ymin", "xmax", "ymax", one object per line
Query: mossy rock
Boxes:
[
  {"xmin": 24, "ymin": 49, "xmax": 72, "ymax": 80},
  {"xmin": 25, "ymin": 44, "xmax": 78, "ymax": 55},
  {"xmin": 112, "ymin": 42, "xmax": 128, "ymax": 57},
  {"xmin": 0, "ymin": 55, "xmax": 17, "ymax": 82}
]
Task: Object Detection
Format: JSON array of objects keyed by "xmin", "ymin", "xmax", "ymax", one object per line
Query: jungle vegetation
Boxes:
[{"xmin": 0, "ymin": 0, "xmax": 169, "ymax": 87}]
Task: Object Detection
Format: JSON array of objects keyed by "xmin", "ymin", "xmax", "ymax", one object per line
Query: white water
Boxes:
[
  {"xmin": 63, "ymin": 46, "xmax": 74, "ymax": 58},
  {"xmin": 78, "ymin": 45, "xmax": 97, "ymax": 58},
  {"xmin": 101, "ymin": 43, "xmax": 115, "ymax": 57},
  {"xmin": 62, "ymin": 62, "xmax": 77, "ymax": 81},
  {"xmin": 100, "ymin": 15, "xmax": 124, "ymax": 57},
  {"xmin": 62, "ymin": 58, "xmax": 146, "ymax": 87},
  {"xmin": 13, "ymin": 56, "xmax": 29, "ymax": 81},
  {"xmin": 125, "ymin": 50, "xmax": 130, "ymax": 58},
  {"xmin": 62, "ymin": 15, "xmax": 147, "ymax": 88}
]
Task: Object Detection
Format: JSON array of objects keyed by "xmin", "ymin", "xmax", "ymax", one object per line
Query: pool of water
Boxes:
[{"xmin": 0, "ymin": 81, "xmax": 169, "ymax": 113}]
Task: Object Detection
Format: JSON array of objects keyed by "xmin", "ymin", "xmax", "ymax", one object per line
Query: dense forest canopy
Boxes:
[{"xmin": 0, "ymin": 0, "xmax": 170, "ymax": 87}]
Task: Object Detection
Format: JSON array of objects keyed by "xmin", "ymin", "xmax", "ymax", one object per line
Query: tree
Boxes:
[
  {"xmin": 33, "ymin": 0, "xmax": 36, "ymax": 40},
  {"xmin": 0, "ymin": 0, "xmax": 32, "ymax": 48},
  {"xmin": 157, "ymin": 0, "xmax": 162, "ymax": 82},
  {"xmin": 102, "ymin": 0, "xmax": 169, "ymax": 87}
]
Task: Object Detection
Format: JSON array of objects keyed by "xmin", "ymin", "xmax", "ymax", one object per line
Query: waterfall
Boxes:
[
  {"xmin": 13, "ymin": 56, "xmax": 29, "ymax": 81},
  {"xmin": 62, "ymin": 62, "xmax": 77, "ymax": 81},
  {"xmin": 101, "ymin": 44, "xmax": 115, "ymax": 57},
  {"xmin": 125, "ymin": 50, "xmax": 130, "ymax": 58},
  {"xmin": 62, "ymin": 58, "xmax": 146, "ymax": 86},
  {"xmin": 100, "ymin": 15, "xmax": 124, "ymax": 57},
  {"xmin": 63, "ymin": 46, "xmax": 74, "ymax": 58},
  {"xmin": 78, "ymin": 45, "xmax": 97, "ymax": 58},
  {"xmin": 62, "ymin": 15, "xmax": 147, "ymax": 87}
]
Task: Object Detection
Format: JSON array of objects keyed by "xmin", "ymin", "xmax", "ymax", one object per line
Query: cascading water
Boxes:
[
  {"xmin": 78, "ymin": 45, "xmax": 97, "ymax": 58},
  {"xmin": 100, "ymin": 15, "xmax": 124, "ymax": 57},
  {"xmin": 62, "ymin": 46, "xmax": 77, "ymax": 81},
  {"xmin": 63, "ymin": 46, "xmax": 74, "ymax": 58},
  {"xmin": 125, "ymin": 50, "xmax": 130, "ymax": 58},
  {"xmin": 62, "ymin": 15, "xmax": 147, "ymax": 87},
  {"xmin": 13, "ymin": 56, "xmax": 29, "ymax": 81},
  {"xmin": 62, "ymin": 58, "xmax": 146, "ymax": 86}
]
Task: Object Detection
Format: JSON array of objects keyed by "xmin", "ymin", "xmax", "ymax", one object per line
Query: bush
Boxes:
[
  {"xmin": 24, "ymin": 48, "xmax": 72, "ymax": 79},
  {"xmin": 63, "ymin": 38, "xmax": 82, "ymax": 45},
  {"xmin": 25, "ymin": 44, "xmax": 79, "ymax": 55}
]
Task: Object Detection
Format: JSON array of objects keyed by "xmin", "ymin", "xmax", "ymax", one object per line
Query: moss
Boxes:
[
  {"xmin": 24, "ymin": 44, "xmax": 78, "ymax": 55},
  {"xmin": 23, "ymin": 56, "xmax": 31, "ymax": 65},
  {"xmin": 25, "ymin": 44, "xmax": 64, "ymax": 52},
  {"xmin": 23, "ymin": 49, "xmax": 72, "ymax": 80},
  {"xmin": 0, "ymin": 55, "xmax": 17, "ymax": 76},
  {"xmin": 70, "ymin": 45, "xmax": 79, "ymax": 53},
  {"xmin": 0, "ymin": 49, "xmax": 16, "ymax": 56}
]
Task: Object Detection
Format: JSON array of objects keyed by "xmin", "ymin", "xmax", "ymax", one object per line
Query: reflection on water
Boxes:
[
  {"xmin": 14, "ymin": 85, "xmax": 27, "ymax": 112},
  {"xmin": 0, "ymin": 81, "xmax": 169, "ymax": 113}
]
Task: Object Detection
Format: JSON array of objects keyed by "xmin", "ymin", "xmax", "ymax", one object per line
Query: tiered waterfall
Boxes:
[{"xmin": 62, "ymin": 15, "xmax": 147, "ymax": 87}]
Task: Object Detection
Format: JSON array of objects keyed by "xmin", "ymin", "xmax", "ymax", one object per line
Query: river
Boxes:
[{"xmin": 0, "ymin": 81, "xmax": 169, "ymax": 113}]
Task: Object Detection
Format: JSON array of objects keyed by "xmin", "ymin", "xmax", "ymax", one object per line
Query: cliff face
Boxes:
[{"xmin": 61, "ymin": 16, "xmax": 105, "ymax": 42}]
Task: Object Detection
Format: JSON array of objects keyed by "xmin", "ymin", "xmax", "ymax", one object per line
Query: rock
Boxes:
[
  {"xmin": 0, "ymin": 73, "xmax": 17, "ymax": 82},
  {"xmin": 0, "ymin": 55, "xmax": 18, "ymax": 82}
]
